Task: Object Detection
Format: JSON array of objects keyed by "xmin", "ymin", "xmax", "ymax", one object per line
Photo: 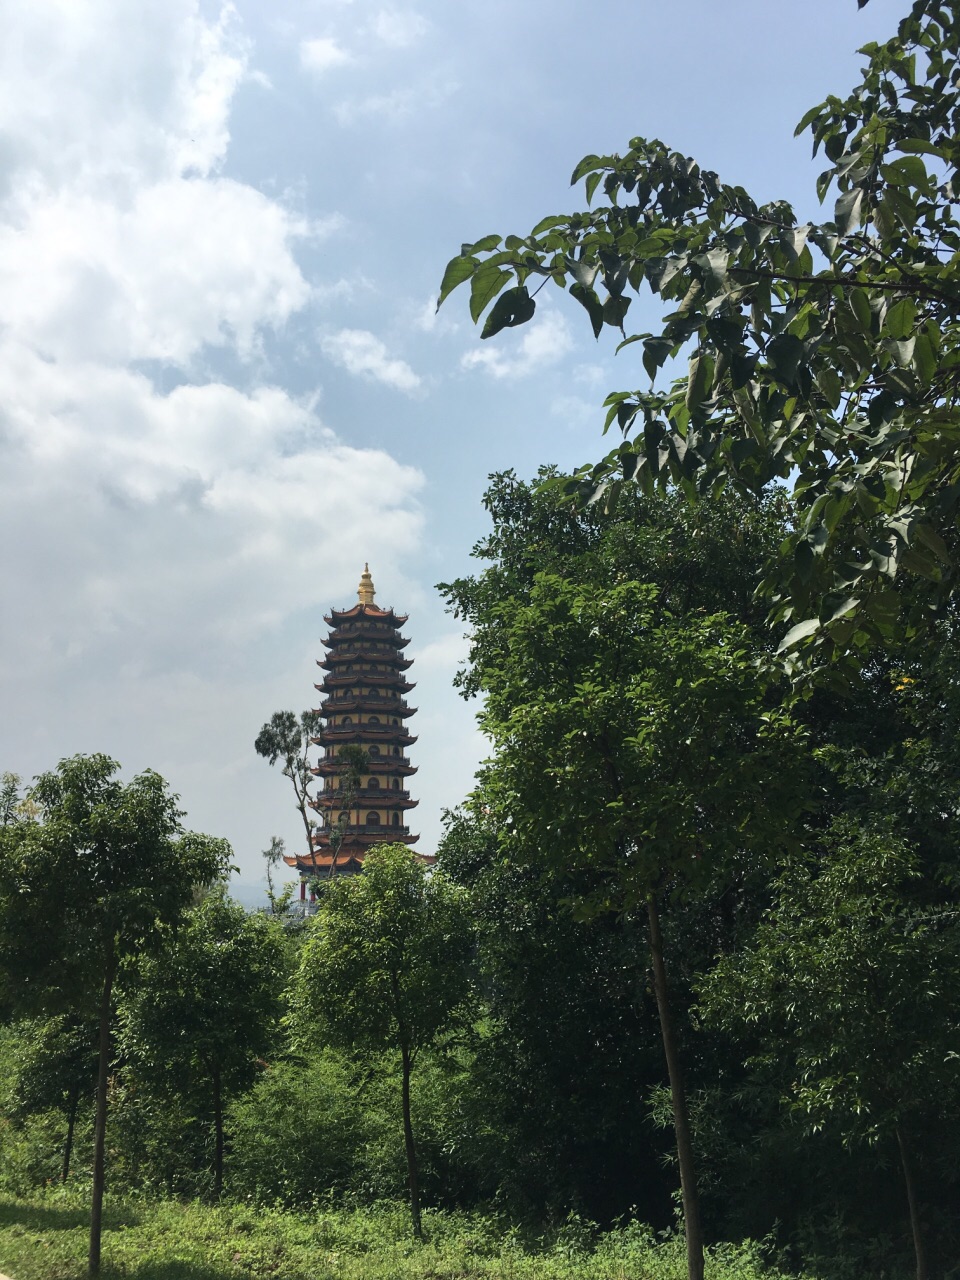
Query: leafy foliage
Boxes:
[
  {"xmin": 0, "ymin": 753, "xmax": 230, "ymax": 1275},
  {"xmin": 120, "ymin": 886, "xmax": 286, "ymax": 1197},
  {"xmin": 296, "ymin": 844, "xmax": 474, "ymax": 1237},
  {"xmin": 440, "ymin": 2, "xmax": 960, "ymax": 675},
  {"xmin": 255, "ymin": 710, "xmax": 322, "ymax": 858}
]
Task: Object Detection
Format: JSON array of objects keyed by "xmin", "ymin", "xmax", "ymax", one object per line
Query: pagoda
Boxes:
[{"xmin": 284, "ymin": 565, "xmax": 421, "ymax": 885}]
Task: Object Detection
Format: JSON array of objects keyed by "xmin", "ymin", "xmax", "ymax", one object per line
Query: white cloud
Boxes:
[
  {"xmin": 299, "ymin": 36, "xmax": 354, "ymax": 74},
  {"xmin": 460, "ymin": 310, "xmax": 574, "ymax": 380},
  {"xmin": 0, "ymin": 178, "xmax": 313, "ymax": 365},
  {"xmin": 369, "ymin": 8, "xmax": 429, "ymax": 48},
  {"xmin": 322, "ymin": 328, "xmax": 422, "ymax": 392},
  {"xmin": 0, "ymin": 346, "xmax": 424, "ymax": 720},
  {"xmin": 0, "ymin": 0, "xmax": 248, "ymax": 188},
  {"xmin": 333, "ymin": 75, "xmax": 457, "ymax": 124},
  {"xmin": 0, "ymin": 0, "xmax": 430, "ymax": 884}
]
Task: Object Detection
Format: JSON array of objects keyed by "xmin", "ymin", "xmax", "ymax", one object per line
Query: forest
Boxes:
[
  {"xmin": 3, "ymin": 0, "xmax": 960, "ymax": 1277},
  {"xmin": 1, "ymin": 478, "xmax": 959, "ymax": 1280}
]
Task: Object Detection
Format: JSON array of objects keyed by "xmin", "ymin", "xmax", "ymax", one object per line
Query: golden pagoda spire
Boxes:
[{"xmin": 357, "ymin": 562, "xmax": 375, "ymax": 607}]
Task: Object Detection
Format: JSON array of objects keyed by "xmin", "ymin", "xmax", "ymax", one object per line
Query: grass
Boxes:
[{"xmin": 0, "ymin": 1189, "xmax": 809, "ymax": 1280}]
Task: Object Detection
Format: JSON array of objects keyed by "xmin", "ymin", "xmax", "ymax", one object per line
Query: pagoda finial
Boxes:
[{"xmin": 358, "ymin": 563, "xmax": 376, "ymax": 607}]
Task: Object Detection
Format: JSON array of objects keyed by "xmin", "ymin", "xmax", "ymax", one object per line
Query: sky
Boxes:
[{"xmin": 0, "ymin": 0, "xmax": 908, "ymax": 899}]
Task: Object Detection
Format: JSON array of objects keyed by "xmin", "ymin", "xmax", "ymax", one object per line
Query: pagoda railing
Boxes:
[
  {"xmin": 319, "ymin": 697, "xmax": 415, "ymax": 717},
  {"xmin": 319, "ymin": 724, "xmax": 417, "ymax": 742},
  {"xmin": 316, "ymin": 789, "xmax": 415, "ymax": 805},
  {"xmin": 314, "ymin": 825, "xmax": 415, "ymax": 842},
  {"xmin": 320, "ymin": 652, "xmax": 413, "ymax": 669},
  {"xmin": 324, "ymin": 628, "xmax": 410, "ymax": 648}
]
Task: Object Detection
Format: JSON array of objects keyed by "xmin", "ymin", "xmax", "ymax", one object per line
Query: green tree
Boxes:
[
  {"xmin": 440, "ymin": 1, "xmax": 960, "ymax": 674},
  {"xmin": 295, "ymin": 844, "xmax": 473, "ymax": 1239},
  {"xmin": 9, "ymin": 1014, "xmax": 98, "ymax": 1184},
  {"xmin": 700, "ymin": 819, "xmax": 960, "ymax": 1280},
  {"xmin": 0, "ymin": 754, "xmax": 229, "ymax": 1277},
  {"xmin": 255, "ymin": 710, "xmax": 322, "ymax": 861},
  {"xmin": 120, "ymin": 886, "xmax": 285, "ymax": 1198},
  {"xmin": 262, "ymin": 835, "xmax": 295, "ymax": 916},
  {"xmin": 0, "ymin": 773, "xmax": 22, "ymax": 827},
  {"xmin": 437, "ymin": 806, "xmax": 672, "ymax": 1222},
  {"xmin": 449, "ymin": 572, "xmax": 806, "ymax": 1280}
]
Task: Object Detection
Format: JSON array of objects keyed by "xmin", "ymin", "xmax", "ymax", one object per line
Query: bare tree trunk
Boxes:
[
  {"xmin": 88, "ymin": 942, "xmax": 115, "ymax": 1278},
  {"xmin": 895, "ymin": 1122, "xmax": 928, "ymax": 1280},
  {"xmin": 213, "ymin": 1062, "xmax": 224, "ymax": 1200},
  {"xmin": 62, "ymin": 1080, "xmax": 80, "ymax": 1183},
  {"xmin": 647, "ymin": 895, "xmax": 704, "ymax": 1280},
  {"xmin": 400, "ymin": 1041, "xmax": 423, "ymax": 1241}
]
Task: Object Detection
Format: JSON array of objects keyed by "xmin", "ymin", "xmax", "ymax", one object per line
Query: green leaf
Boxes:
[
  {"xmin": 896, "ymin": 138, "xmax": 942, "ymax": 156},
  {"xmin": 766, "ymin": 333, "xmax": 805, "ymax": 386},
  {"xmin": 646, "ymin": 256, "xmax": 686, "ymax": 294},
  {"xmin": 470, "ymin": 265, "xmax": 512, "ymax": 324},
  {"xmin": 883, "ymin": 337, "xmax": 916, "ymax": 368},
  {"xmin": 567, "ymin": 257, "xmax": 600, "ymax": 290},
  {"xmin": 480, "ymin": 286, "xmax": 536, "ymax": 339},
  {"xmin": 777, "ymin": 618, "xmax": 821, "ymax": 653},
  {"xmin": 461, "ymin": 234, "xmax": 502, "ymax": 256},
  {"xmin": 686, "ymin": 352, "xmax": 713, "ymax": 412},
  {"xmin": 815, "ymin": 366, "xmax": 843, "ymax": 409},
  {"xmin": 835, "ymin": 187, "xmax": 865, "ymax": 234},
  {"xmin": 881, "ymin": 155, "xmax": 929, "ymax": 188},
  {"xmin": 642, "ymin": 337, "xmax": 673, "ymax": 382},
  {"xmin": 781, "ymin": 225, "xmax": 811, "ymax": 261},
  {"xmin": 570, "ymin": 283, "xmax": 605, "ymax": 338},
  {"xmin": 794, "ymin": 104, "xmax": 823, "ymax": 137},
  {"xmin": 602, "ymin": 294, "xmax": 632, "ymax": 328},
  {"xmin": 915, "ymin": 523, "xmax": 952, "ymax": 564},
  {"xmin": 529, "ymin": 214, "xmax": 568, "ymax": 236},
  {"xmin": 570, "ymin": 154, "xmax": 604, "ymax": 185},
  {"xmin": 850, "ymin": 288, "xmax": 873, "ymax": 335},
  {"xmin": 821, "ymin": 596, "xmax": 859, "ymax": 625},
  {"xmin": 696, "ymin": 247, "xmax": 729, "ymax": 285},
  {"xmin": 585, "ymin": 172, "xmax": 603, "ymax": 204},
  {"xmin": 883, "ymin": 297, "xmax": 916, "ymax": 340},
  {"xmin": 437, "ymin": 254, "xmax": 477, "ymax": 308}
]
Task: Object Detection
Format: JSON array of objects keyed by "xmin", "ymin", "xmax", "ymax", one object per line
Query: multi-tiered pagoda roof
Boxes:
[{"xmin": 284, "ymin": 565, "xmax": 424, "ymax": 879}]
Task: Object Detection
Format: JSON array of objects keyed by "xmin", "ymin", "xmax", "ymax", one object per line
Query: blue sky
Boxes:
[{"xmin": 0, "ymin": 0, "xmax": 907, "ymax": 893}]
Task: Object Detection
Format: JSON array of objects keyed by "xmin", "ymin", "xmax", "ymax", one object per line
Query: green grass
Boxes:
[{"xmin": 0, "ymin": 1190, "xmax": 809, "ymax": 1280}]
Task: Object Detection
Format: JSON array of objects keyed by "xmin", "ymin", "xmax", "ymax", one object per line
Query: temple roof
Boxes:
[
  {"xmin": 283, "ymin": 848, "xmax": 436, "ymax": 872},
  {"xmin": 324, "ymin": 564, "xmax": 409, "ymax": 628}
]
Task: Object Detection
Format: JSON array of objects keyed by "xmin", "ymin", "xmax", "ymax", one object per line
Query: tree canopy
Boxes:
[
  {"xmin": 440, "ymin": 0, "xmax": 960, "ymax": 678},
  {"xmin": 0, "ymin": 754, "xmax": 230, "ymax": 1276},
  {"xmin": 296, "ymin": 845, "xmax": 473, "ymax": 1239}
]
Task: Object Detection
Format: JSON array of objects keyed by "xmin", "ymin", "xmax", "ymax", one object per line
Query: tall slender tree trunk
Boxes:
[
  {"xmin": 400, "ymin": 1042, "xmax": 423, "ymax": 1241},
  {"xmin": 89, "ymin": 943, "xmax": 116, "ymax": 1278},
  {"xmin": 213, "ymin": 1062, "xmax": 224, "ymax": 1200},
  {"xmin": 62, "ymin": 1080, "xmax": 80, "ymax": 1184},
  {"xmin": 895, "ymin": 1122, "xmax": 928, "ymax": 1280},
  {"xmin": 647, "ymin": 895, "xmax": 704, "ymax": 1280}
]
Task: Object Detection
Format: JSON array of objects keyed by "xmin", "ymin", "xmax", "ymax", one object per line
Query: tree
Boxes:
[
  {"xmin": 0, "ymin": 773, "xmax": 22, "ymax": 827},
  {"xmin": 0, "ymin": 754, "xmax": 229, "ymax": 1276},
  {"xmin": 8, "ymin": 1014, "xmax": 98, "ymax": 1184},
  {"xmin": 295, "ymin": 845, "xmax": 473, "ymax": 1239},
  {"xmin": 436, "ymin": 806, "xmax": 673, "ymax": 1222},
  {"xmin": 440, "ymin": 0, "xmax": 960, "ymax": 676},
  {"xmin": 120, "ymin": 886, "xmax": 284, "ymax": 1198},
  {"xmin": 447, "ymin": 571, "xmax": 807, "ymax": 1280},
  {"xmin": 255, "ymin": 710, "xmax": 322, "ymax": 862},
  {"xmin": 700, "ymin": 818, "xmax": 960, "ymax": 1280},
  {"xmin": 262, "ymin": 835, "xmax": 295, "ymax": 916}
]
